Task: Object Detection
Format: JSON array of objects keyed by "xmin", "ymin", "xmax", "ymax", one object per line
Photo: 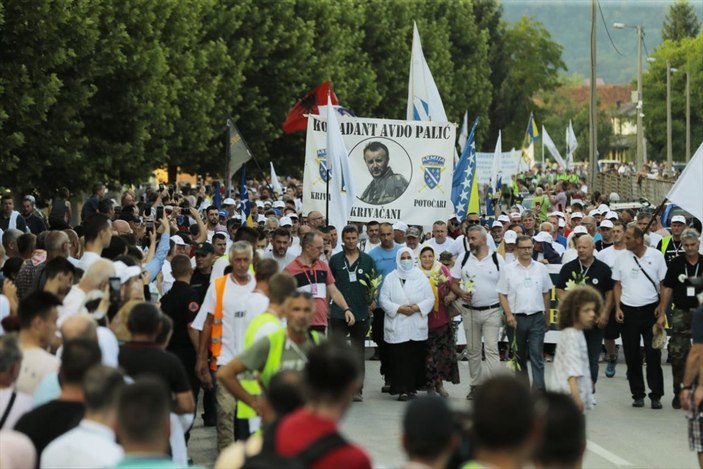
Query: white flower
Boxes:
[{"xmin": 678, "ymin": 274, "xmax": 687, "ymax": 284}]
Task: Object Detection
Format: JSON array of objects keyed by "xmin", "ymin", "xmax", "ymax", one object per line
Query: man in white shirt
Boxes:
[
  {"xmin": 424, "ymin": 220, "xmax": 455, "ymax": 257},
  {"xmin": 450, "ymin": 225, "xmax": 504, "ymax": 400},
  {"xmin": 613, "ymin": 223, "xmax": 667, "ymax": 409},
  {"xmin": 191, "ymin": 241, "xmax": 256, "ymax": 451},
  {"xmin": 262, "ymin": 228, "xmax": 296, "ymax": 272},
  {"xmin": 362, "ymin": 221, "xmax": 381, "ymax": 253},
  {"xmin": 0, "ymin": 334, "xmax": 33, "ymax": 430},
  {"xmin": 77, "ymin": 214, "xmax": 112, "ymax": 272},
  {"xmin": 497, "ymin": 235, "xmax": 553, "ymax": 390},
  {"xmin": 636, "ymin": 213, "xmax": 663, "ymax": 248},
  {"xmin": 41, "ymin": 366, "xmax": 125, "ymax": 468}
]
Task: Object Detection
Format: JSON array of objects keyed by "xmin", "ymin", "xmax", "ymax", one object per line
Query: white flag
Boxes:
[
  {"xmin": 407, "ymin": 22, "xmax": 448, "ymax": 122},
  {"xmin": 458, "ymin": 111, "xmax": 469, "ymax": 153},
  {"xmin": 326, "ymin": 95, "xmax": 356, "ymax": 230},
  {"xmin": 542, "ymin": 126, "xmax": 566, "ymax": 168},
  {"xmin": 491, "ymin": 131, "xmax": 502, "ymax": 192},
  {"xmin": 269, "ymin": 162, "xmax": 283, "ymax": 197},
  {"xmin": 566, "ymin": 120, "xmax": 578, "ymax": 169},
  {"xmin": 667, "ymin": 141, "xmax": 703, "ymax": 225}
]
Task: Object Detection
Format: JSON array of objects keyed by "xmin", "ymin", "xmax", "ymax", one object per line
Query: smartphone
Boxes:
[
  {"xmin": 108, "ymin": 277, "xmax": 121, "ymax": 306},
  {"xmin": 156, "ymin": 206, "xmax": 164, "ymax": 220}
]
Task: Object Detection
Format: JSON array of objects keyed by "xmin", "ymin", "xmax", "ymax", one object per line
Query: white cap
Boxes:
[
  {"xmin": 272, "ymin": 200, "xmax": 285, "ymax": 208},
  {"xmin": 558, "ymin": 218, "xmax": 565, "ymax": 228},
  {"xmin": 113, "ymin": 261, "xmax": 142, "ymax": 285},
  {"xmin": 571, "ymin": 212, "xmax": 584, "ymax": 219},
  {"xmin": 449, "ymin": 213, "xmax": 459, "ymax": 220},
  {"xmin": 671, "ymin": 215, "xmax": 687, "ymax": 224},
  {"xmin": 491, "ymin": 221, "xmax": 503, "ymax": 229},
  {"xmin": 599, "ymin": 220, "xmax": 614, "ymax": 229},
  {"xmin": 170, "ymin": 235, "xmax": 187, "ymax": 246},
  {"xmin": 572, "ymin": 199, "xmax": 585, "ymax": 206},
  {"xmin": 549, "ymin": 211, "xmax": 565, "ymax": 219},
  {"xmin": 393, "ymin": 221, "xmax": 408, "ymax": 232},
  {"xmin": 533, "ymin": 231, "xmax": 553, "ymax": 244},
  {"xmin": 231, "ymin": 213, "xmax": 242, "ymax": 221},
  {"xmin": 598, "ymin": 204, "xmax": 610, "ymax": 214},
  {"xmin": 573, "ymin": 226, "xmax": 588, "ymax": 235},
  {"xmin": 255, "ymin": 201, "xmax": 264, "ymax": 208},
  {"xmin": 498, "ymin": 214, "xmax": 510, "ymax": 223},
  {"xmin": 605, "ymin": 211, "xmax": 618, "ymax": 220},
  {"xmin": 263, "ymin": 200, "xmax": 272, "ymax": 207},
  {"xmin": 223, "ymin": 198, "xmax": 235, "ymax": 206},
  {"xmin": 609, "ymin": 192, "xmax": 620, "ymax": 202},
  {"xmin": 509, "ymin": 212, "xmax": 521, "ymax": 220},
  {"xmin": 257, "ymin": 214, "xmax": 267, "ymax": 223},
  {"xmin": 503, "ymin": 230, "xmax": 517, "ymax": 244},
  {"xmin": 588, "ymin": 209, "xmax": 599, "ymax": 217},
  {"xmin": 279, "ymin": 216, "xmax": 293, "ymax": 227}
]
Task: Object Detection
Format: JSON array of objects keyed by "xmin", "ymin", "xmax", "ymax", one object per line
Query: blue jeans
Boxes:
[
  {"xmin": 584, "ymin": 326, "xmax": 605, "ymax": 385},
  {"xmin": 507, "ymin": 313, "xmax": 546, "ymax": 390}
]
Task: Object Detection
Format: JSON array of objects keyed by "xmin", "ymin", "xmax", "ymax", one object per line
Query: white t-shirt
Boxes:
[
  {"xmin": 211, "ymin": 256, "xmax": 230, "ymax": 280},
  {"xmin": 57, "ymin": 286, "xmax": 86, "ymax": 328},
  {"xmin": 450, "ymin": 251, "xmax": 504, "ymax": 307},
  {"xmin": 41, "ymin": 420, "xmax": 123, "ymax": 469},
  {"xmin": 612, "ymin": 247, "xmax": 667, "ymax": 307},
  {"xmin": 0, "ymin": 388, "xmax": 33, "ymax": 430},
  {"xmin": 191, "ymin": 274, "xmax": 256, "ymax": 365},
  {"xmin": 647, "ymin": 232, "xmax": 663, "ymax": 248},
  {"xmin": 596, "ymin": 245, "xmax": 626, "ymax": 269},
  {"xmin": 16, "ymin": 347, "xmax": 60, "ymax": 396},
  {"xmin": 423, "ymin": 237, "xmax": 456, "ymax": 257},
  {"xmin": 362, "ymin": 240, "xmax": 380, "ymax": 254},
  {"xmin": 548, "ymin": 327, "xmax": 594, "ymax": 410},
  {"xmin": 161, "ymin": 260, "xmax": 175, "ymax": 295},
  {"xmin": 0, "ymin": 295, "xmax": 10, "ymax": 335},
  {"xmin": 77, "ymin": 252, "xmax": 102, "ymax": 272},
  {"xmin": 496, "ymin": 260, "xmax": 553, "ymax": 315}
]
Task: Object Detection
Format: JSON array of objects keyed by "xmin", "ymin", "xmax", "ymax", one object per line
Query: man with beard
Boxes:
[
  {"xmin": 359, "ymin": 142, "xmax": 409, "ymax": 205},
  {"xmin": 41, "ymin": 257, "xmax": 76, "ymax": 301},
  {"xmin": 263, "ymin": 228, "xmax": 296, "ymax": 272}
]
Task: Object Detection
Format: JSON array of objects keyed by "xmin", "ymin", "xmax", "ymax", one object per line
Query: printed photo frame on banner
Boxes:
[{"xmin": 353, "ymin": 139, "xmax": 412, "ymax": 206}]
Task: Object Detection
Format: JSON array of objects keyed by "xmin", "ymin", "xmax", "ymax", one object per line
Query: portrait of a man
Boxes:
[{"xmin": 359, "ymin": 141, "xmax": 409, "ymax": 205}]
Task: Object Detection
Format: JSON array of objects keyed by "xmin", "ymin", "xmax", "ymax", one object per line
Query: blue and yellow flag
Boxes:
[
  {"xmin": 521, "ymin": 112, "xmax": 540, "ymax": 164},
  {"xmin": 451, "ymin": 117, "xmax": 480, "ymax": 220}
]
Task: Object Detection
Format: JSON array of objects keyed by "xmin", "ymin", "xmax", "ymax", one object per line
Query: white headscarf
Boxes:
[{"xmin": 395, "ymin": 246, "xmax": 423, "ymax": 281}]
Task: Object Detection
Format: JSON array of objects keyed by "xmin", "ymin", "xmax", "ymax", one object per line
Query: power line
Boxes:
[{"xmin": 597, "ymin": 0, "xmax": 626, "ymax": 57}]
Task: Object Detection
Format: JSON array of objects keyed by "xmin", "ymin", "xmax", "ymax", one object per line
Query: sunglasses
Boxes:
[{"xmin": 290, "ymin": 291, "xmax": 313, "ymax": 299}]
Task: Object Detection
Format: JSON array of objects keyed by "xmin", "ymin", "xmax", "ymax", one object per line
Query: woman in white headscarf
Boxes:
[{"xmin": 379, "ymin": 247, "xmax": 434, "ymax": 401}]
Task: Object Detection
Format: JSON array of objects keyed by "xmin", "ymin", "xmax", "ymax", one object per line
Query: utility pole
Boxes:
[
  {"xmin": 686, "ymin": 70, "xmax": 691, "ymax": 162},
  {"xmin": 589, "ymin": 0, "xmax": 598, "ymax": 192}
]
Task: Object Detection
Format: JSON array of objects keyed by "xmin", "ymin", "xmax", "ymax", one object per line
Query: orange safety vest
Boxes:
[{"xmin": 209, "ymin": 275, "xmax": 228, "ymax": 372}]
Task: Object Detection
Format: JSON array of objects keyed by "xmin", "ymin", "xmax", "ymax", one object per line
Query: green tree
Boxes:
[
  {"xmin": 643, "ymin": 35, "xmax": 703, "ymax": 162},
  {"xmin": 662, "ymin": 0, "xmax": 701, "ymax": 42}
]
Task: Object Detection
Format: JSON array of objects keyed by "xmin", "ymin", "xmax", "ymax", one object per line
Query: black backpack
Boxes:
[
  {"xmin": 242, "ymin": 419, "xmax": 347, "ymax": 469},
  {"xmin": 460, "ymin": 247, "xmax": 501, "ymax": 272}
]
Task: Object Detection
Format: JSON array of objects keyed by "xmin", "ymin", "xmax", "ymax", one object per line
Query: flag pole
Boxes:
[
  {"xmin": 643, "ymin": 198, "xmax": 667, "ymax": 234},
  {"xmin": 541, "ymin": 125, "xmax": 545, "ymax": 167}
]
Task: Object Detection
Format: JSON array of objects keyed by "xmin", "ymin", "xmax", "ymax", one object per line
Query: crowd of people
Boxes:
[{"xmin": 0, "ymin": 169, "xmax": 702, "ymax": 468}]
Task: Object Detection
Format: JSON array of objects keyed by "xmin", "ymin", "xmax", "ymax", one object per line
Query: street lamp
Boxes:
[
  {"xmin": 613, "ymin": 22, "xmax": 644, "ymax": 168},
  {"xmin": 667, "ymin": 61, "xmax": 678, "ymax": 168}
]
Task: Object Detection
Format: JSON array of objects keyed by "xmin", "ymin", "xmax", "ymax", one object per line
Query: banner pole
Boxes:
[
  {"xmin": 325, "ymin": 169, "xmax": 330, "ymax": 226},
  {"xmin": 643, "ymin": 198, "xmax": 667, "ymax": 233}
]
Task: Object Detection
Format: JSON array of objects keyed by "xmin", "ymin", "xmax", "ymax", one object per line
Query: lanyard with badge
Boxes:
[
  {"xmin": 686, "ymin": 263, "xmax": 700, "ymax": 297},
  {"xmin": 344, "ymin": 257, "xmax": 358, "ymax": 282},
  {"xmin": 302, "ymin": 267, "xmax": 318, "ymax": 296}
]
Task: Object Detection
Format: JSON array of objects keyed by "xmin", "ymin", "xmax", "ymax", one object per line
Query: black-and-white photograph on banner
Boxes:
[{"xmin": 303, "ymin": 115, "xmax": 456, "ymax": 225}]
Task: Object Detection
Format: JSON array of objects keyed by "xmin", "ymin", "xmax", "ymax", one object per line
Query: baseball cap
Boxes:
[
  {"xmin": 257, "ymin": 214, "xmax": 267, "ymax": 223},
  {"xmin": 509, "ymin": 212, "xmax": 521, "ymax": 220},
  {"xmin": 170, "ymin": 235, "xmax": 187, "ymax": 246},
  {"xmin": 279, "ymin": 216, "xmax": 293, "ymax": 227},
  {"xmin": 223, "ymin": 198, "xmax": 235, "ymax": 206},
  {"xmin": 406, "ymin": 227, "xmax": 421, "ymax": 238},
  {"xmin": 491, "ymin": 221, "xmax": 503, "ymax": 229},
  {"xmin": 599, "ymin": 220, "xmax": 614, "ymax": 229},
  {"xmin": 533, "ymin": 231, "xmax": 552, "ymax": 244},
  {"xmin": 195, "ymin": 242, "xmax": 214, "ymax": 255},
  {"xmin": 571, "ymin": 212, "xmax": 584, "ymax": 219},
  {"xmin": 572, "ymin": 226, "xmax": 588, "ymax": 235},
  {"xmin": 572, "ymin": 199, "xmax": 585, "ymax": 206},
  {"xmin": 550, "ymin": 211, "xmax": 565, "ymax": 219},
  {"xmin": 671, "ymin": 215, "xmax": 686, "ymax": 224},
  {"xmin": 609, "ymin": 192, "xmax": 620, "ymax": 203},
  {"xmin": 272, "ymin": 201, "xmax": 285, "ymax": 208},
  {"xmin": 598, "ymin": 204, "xmax": 610, "ymax": 214},
  {"xmin": 503, "ymin": 230, "xmax": 517, "ymax": 244},
  {"xmin": 498, "ymin": 214, "xmax": 510, "ymax": 223},
  {"xmin": 588, "ymin": 209, "xmax": 599, "ymax": 217},
  {"xmin": 23, "ymin": 195, "xmax": 36, "ymax": 204},
  {"xmin": 113, "ymin": 261, "xmax": 142, "ymax": 285},
  {"xmin": 558, "ymin": 218, "xmax": 565, "ymax": 228},
  {"xmin": 255, "ymin": 201, "xmax": 264, "ymax": 208},
  {"xmin": 218, "ymin": 210, "xmax": 227, "ymax": 218},
  {"xmin": 605, "ymin": 211, "xmax": 618, "ymax": 220},
  {"xmin": 393, "ymin": 221, "xmax": 408, "ymax": 232}
]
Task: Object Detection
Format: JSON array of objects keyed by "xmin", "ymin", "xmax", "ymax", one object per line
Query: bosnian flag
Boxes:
[
  {"xmin": 325, "ymin": 95, "xmax": 356, "ymax": 230},
  {"xmin": 407, "ymin": 22, "xmax": 448, "ymax": 122}
]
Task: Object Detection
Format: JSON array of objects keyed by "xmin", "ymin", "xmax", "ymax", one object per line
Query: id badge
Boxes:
[
  {"xmin": 349, "ymin": 271, "xmax": 357, "ymax": 282},
  {"xmin": 688, "ymin": 287, "xmax": 696, "ymax": 297},
  {"xmin": 311, "ymin": 284, "xmax": 318, "ymax": 296}
]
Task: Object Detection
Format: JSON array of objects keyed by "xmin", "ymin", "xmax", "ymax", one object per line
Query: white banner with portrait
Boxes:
[{"xmin": 303, "ymin": 115, "xmax": 456, "ymax": 225}]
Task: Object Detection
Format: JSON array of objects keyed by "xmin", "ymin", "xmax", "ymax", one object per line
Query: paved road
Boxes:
[{"xmin": 189, "ymin": 356, "xmax": 696, "ymax": 468}]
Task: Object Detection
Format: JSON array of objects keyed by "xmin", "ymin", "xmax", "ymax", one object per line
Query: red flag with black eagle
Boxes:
[{"xmin": 282, "ymin": 81, "xmax": 338, "ymax": 134}]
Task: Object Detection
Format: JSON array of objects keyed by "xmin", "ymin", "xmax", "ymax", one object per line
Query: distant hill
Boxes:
[{"xmin": 501, "ymin": 0, "xmax": 692, "ymax": 84}]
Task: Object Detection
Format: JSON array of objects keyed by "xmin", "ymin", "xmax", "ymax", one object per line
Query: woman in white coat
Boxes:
[{"xmin": 379, "ymin": 247, "xmax": 435, "ymax": 401}]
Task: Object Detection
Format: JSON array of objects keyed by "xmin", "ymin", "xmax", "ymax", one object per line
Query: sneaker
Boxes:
[
  {"xmin": 672, "ymin": 396, "xmax": 681, "ymax": 410},
  {"xmin": 398, "ymin": 393, "xmax": 409, "ymax": 402},
  {"xmin": 605, "ymin": 359, "xmax": 616, "ymax": 378},
  {"xmin": 651, "ymin": 399, "xmax": 662, "ymax": 409},
  {"xmin": 353, "ymin": 393, "xmax": 363, "ymax": 402},
  {"xmin": 632, "ymin": 398, "xmax": 645, "ymax": 408}
]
